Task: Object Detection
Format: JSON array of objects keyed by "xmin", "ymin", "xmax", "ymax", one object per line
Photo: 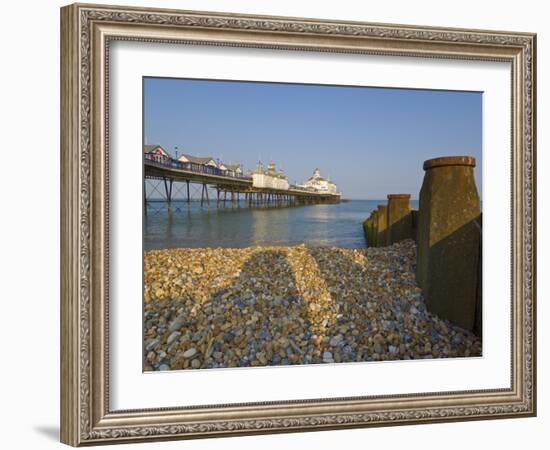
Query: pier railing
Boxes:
[{"xmin": 144, "ymin": 154, "xmax": 252, "ymax": 181}]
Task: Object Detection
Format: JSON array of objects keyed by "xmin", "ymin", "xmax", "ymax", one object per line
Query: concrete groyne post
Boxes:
[
  {"xmin": 387, "ymin": 194, "xmax": 412, "ymax": 244},
  {"xmin": 416, "ymin": 156, "xmax": 481, "ymax": 332}
]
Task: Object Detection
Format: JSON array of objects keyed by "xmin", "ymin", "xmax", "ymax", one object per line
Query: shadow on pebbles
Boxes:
[{"xmin": 143, "ymin": 239, "xmax": 482, "ymax": 371}]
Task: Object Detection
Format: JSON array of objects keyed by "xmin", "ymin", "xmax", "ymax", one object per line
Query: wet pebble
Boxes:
[
  {"xmin": 191, "ymin": 359, "xmax": 201, "ymax": 369},
  {"xmin": 166, "ymin": 331, "xmax": 181, "ymax": 345},
  {"xmin": 145, "ymin": 338, "xmax": 160, "ymax": 352},
  {"xmin": 183, "ymin": 348, "xmax": 197, "ymax": 359}
]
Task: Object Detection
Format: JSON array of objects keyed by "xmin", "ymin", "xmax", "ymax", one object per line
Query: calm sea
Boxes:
[{"xmin": 144, "ymin": 200, "xmax": 419, "ymax": 250}]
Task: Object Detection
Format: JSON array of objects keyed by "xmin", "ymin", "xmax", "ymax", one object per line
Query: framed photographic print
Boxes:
[{"xmin": 60, "ymin": 3, "xmax": 536, "ymax": 446}]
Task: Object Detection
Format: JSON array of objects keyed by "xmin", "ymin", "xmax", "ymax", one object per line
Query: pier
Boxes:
[{"xmin": 144, "ymin": 155, "xmax": 341, "ymax": 214}]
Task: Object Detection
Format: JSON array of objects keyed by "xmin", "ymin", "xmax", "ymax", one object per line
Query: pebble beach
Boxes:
[{"xmin": 144, "ymin": 239, "xmax": 482, "ymax": 371}]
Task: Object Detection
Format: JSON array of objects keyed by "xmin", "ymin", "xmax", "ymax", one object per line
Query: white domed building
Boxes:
[{"xmin": 299, "ymin": 168, "xmax": 337, "ymax": 194}]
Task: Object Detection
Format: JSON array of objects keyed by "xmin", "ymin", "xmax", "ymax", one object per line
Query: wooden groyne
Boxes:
[{"xmin": 363, "ymin": 156, "xmax": 482, "ymax": 336}]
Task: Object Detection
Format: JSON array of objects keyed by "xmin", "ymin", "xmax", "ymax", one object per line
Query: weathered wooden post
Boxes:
[
  {"xmin": 416, "ymin": 156, "xmax": 481, "ymax": 332},
  {"xmin": 376, "ymin": 204, "xmax": 388, "ymax": 247},
  {"xmin": 363, "ymin": 210, "xmax": 378, "ymax": 247},
  {"xmin": 369, "ymin": 211, "xmax": 378, "ymax": 247},
  {"xmin": 410, "ymin": 209, "xmax": 419, "ymax": 243},
  {"xmin": 387, "ymin": 194, "xmax": 412, "ymax": 244}
]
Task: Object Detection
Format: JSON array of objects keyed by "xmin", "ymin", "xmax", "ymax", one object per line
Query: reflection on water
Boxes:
[
  {"xmin": 251, "ymin": 207, "xmax": 290, "ymax": 246},
  {"xmin": 144, "ymin": 200, "xmax": 419, "ymax": 250}
]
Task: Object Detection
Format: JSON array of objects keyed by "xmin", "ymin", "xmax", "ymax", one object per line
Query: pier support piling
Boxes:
[
  {"xmin": 200, "ymin": 183, "xmax": 211, "ymax": 207},
  {"xmin": 163, "ymin": 177, "xmax": 173, "ymax": 213},
  {"xmin": 143, "ymin": 178, "xmax": 147, "ymax": 217}
]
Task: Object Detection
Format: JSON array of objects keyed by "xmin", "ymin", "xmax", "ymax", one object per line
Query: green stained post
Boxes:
[
  {"xmin": 363, "ymin": 210, "xmax": 378, "ymax": 247},
  {"xmin": 376, "ymin": 204, "xmax": 388, "ymax": 247}
]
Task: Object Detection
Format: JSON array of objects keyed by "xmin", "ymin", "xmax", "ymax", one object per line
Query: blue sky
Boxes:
[{"xmin": 144, "ymin": 77, "xmax": 482, "ymax": 199}]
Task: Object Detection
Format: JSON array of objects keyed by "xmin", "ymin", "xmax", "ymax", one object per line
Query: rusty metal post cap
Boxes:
[
  {"xmin": 423, "ymin": 156, "xmax": 476, "ymax": 170},
  {"xmin": 387, "ymin": 194, "xmax": 411, "ymax": 199}
]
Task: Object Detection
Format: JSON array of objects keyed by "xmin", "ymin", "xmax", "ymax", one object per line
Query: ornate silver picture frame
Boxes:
[{"xmin": 60, "ymin": 3, "xmax": 536, "ymax": 446}]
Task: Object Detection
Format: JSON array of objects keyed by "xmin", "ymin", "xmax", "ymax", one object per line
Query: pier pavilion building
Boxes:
[
  {"xmin": 298, "ymin": 168, "xmax": 338, "ymax": 194},
  {"xmin": 143, "ymin": 144, "xmax": 171, "ymax": 163},
  {"xmin": 252, "ymin": 161, "xmax": 290, "ymax": 190}
]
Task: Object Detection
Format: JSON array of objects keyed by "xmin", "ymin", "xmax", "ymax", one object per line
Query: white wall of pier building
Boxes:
[{"xmin": 252, "ymin": 162, "xmax": 290, "ymax": 190}]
